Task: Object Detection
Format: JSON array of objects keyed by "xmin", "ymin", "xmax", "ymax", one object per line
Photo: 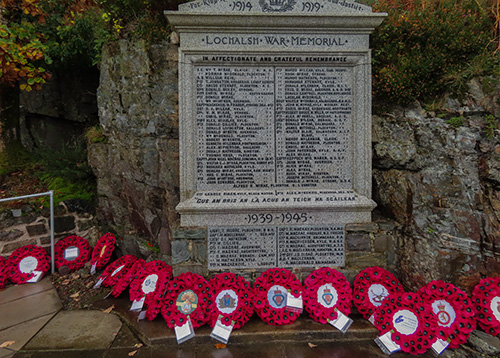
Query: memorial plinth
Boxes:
[{"xmin": 165, "ymin": 0, "xmax": 386, "ymax": 270}]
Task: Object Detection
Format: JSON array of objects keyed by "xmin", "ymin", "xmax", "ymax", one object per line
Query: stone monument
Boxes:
[{"xmin": 165, "ymin": 0, "xmax": 386, "ymax": 270}]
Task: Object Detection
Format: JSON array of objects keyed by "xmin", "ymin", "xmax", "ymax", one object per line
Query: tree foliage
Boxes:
[
  {"xmin": 371, "ymin": 0, "xmax": 500, "ymax": 105},
  {"xmin": 0, "ymin": 0, "xmax": 52, "ymax": 91}
]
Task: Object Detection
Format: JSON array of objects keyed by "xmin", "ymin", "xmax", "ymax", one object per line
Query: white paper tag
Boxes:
[
  {"xmin": 431, "ymin": 338, "xmax": 449, "ymax": 356},
  {"xmin": 130, "ymin": 297, "xmax": 146, "ymax": 311},
  {"xmin": 368, "ymin": 314, "xmax": 376, "ymax": 325},
  {"xmin": 210, "ymin": 317, "xmax": 234, "ymax": 344},
  {"xmin": 137, "ymin": 310, "xmax": 147, "ymax": 321},
  {"xmin": 286, "ymin": 293, "xmax": 303, "ymax": 313},
  {"xmin": 93, "ymin": 277, "xmax": 104, "ymax": 289},
  {"xmin": 64, "ymin": 246, "xmax": 79, "ymax": 261},
  {"xmin": 26, "ymin": 271, "xmax": 43, "ymax": 283},
  {"xmin": 175, "ymin": 317, "xmax": 195, "ymax": 344},
  {"xmin": 104, "ymin": 290, "xmax": 113, "ymax": 299},
  {"xmin": 90, "ymin": 263, "xmax": 97, "ymax": 275},
  {"xmin": 329, "ymin": 310, "xmax": 353, "ymax": 333},
  {"xmin": 375, "ymin": 331, "xmax": 401, "ymax": 355}
]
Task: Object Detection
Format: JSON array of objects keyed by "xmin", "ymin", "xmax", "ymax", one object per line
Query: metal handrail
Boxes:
[{"xmin": 0, "ymin": 191, "xmax": 55, "ymax": 273}]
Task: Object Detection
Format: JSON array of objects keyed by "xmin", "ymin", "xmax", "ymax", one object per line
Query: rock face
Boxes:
[
  {"xmin": 89, "ymin": 39, "xmax": 180, "ymax": 262},
  {"xmin": 373, "ymin": 103, "xmax": 500, "ymax": 292}
]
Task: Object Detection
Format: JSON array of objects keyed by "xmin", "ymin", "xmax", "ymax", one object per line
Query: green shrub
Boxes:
[
  {"xmin": 445, "ymin": 116, "xmax": 464, "ymax": 127},
  {"xmin": 372, "ymin": 0, "xmax": 500, "ymax": 106},
  {"xmin": 35, "ymin": 141, "xmax": 96, "ymax": 205},
  {"xmin": 484, "ymin": 114, "xmax": 498, "ymax": 138}
]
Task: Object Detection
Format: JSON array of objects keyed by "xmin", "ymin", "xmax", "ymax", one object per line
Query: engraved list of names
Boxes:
[{"xmin": 196, "ymin": 65, "xmax": 353, "ymax": 191}]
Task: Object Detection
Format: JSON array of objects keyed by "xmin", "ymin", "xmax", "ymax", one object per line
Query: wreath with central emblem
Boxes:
[
  {"xmin": 353, "ymin": 266, "xmax": 404, "ymax": 321},
  {"xmin": 419, "ymin": 280, "xmax": 476, "ymax": 348},
  {"xmin": 129, "ymin": 260, "xmax": 173, "ymax": 320},
  {"xmin": 6, "ymin": 245, "xmax": 50, "ymax": 284},
  {"xmin": 54, "ymin": 235, "xmax": 91, "ymax": 272},
  {"xmin": 303, "ymin": 267, "xmax": 352, "ymax": 324},
  {"xmin": 161, "ymin": 272, "xmax": 210, "ymax": 330},
  {"xmin": 374, "ymin": 292, "xmax": 437, "ymax": 355},
  {"xmin": 110, "ymin": 258, "xmax": 145, "ymax": 298},
  {"xmin": 97, "ymin": 255, "xmax": 138, "ymax": 288},
  {"xmin": 90, "ymin": 233, "xmax": 116, "ymax": 271},
  {"xmin": 207, "ymin": 272, "xmax": 255, "ymax": 330},
  {"xmin": 253, "ymin": 268, "xmax": 303, "ymax": 326}
]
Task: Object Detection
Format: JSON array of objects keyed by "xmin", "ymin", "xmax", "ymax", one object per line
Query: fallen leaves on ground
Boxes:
[
  {"xmin": 215, "ymin": 343, "xmax": 227, "ymax": 349},
  {"xmin": 0, "ymin": 341, "xmax": 16, "ymax": 348},
  {"xmin": 128, "ymin": 350, "xmax": 138, "ymax": 356},
  {"xmin": 103, "ymin": 305, "xmax": 115, "ymax": 313},
  {"xmin": 308, "ymin": 342, "xmax": 317, "ymax": 348},
  {"xmin": 134, "ymin": 343, "xmax": 143, "ymax": 349},
  {"xmin": 70, "ymin": 291, "xmax": 80, "ymax": 298}
]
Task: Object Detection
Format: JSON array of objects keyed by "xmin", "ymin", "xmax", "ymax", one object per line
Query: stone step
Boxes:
[{"xmin": 93, "ymin": 296, "xmax": 379, "ymax": 346}]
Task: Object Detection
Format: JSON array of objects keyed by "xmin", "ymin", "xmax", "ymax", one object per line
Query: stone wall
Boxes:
[
  {"xmin": 373, "ymin": 95, "xmax": 500, "ymax": 293},
  {"xmin": 90, "ymin": 38, "xmax": 500, "ymax": 290},
  {"xmin": 89, "ymin": 39, "xmax": 179, "ymax": 263},
  {"xmin": 0, "ymin": 199, "xmax": 99, "ymax": 257}
]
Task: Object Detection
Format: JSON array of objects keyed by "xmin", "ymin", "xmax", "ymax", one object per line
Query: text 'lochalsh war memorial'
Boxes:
[{"xmin": 166, "ymin": 0, "xmax": 386, "ymax": 270}]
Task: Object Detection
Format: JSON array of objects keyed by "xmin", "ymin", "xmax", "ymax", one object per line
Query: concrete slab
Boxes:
[
  {"xmin": 109, "ymin": 324, "xmax": 141, "ymax": 349},
  {"xmin": 0, "ymin": 279, "xmax": 53, "ymax": 305},
  {"xmin": 0, "ymin": 288, "xmax": 61, "ymax": 331},
  {"xmin": 23, "ymin": 311, "xmax": 122, "ymax": 350},
  {"xmin": 0, "ymin": 313, "xmax": 55, "ymax": 357}
]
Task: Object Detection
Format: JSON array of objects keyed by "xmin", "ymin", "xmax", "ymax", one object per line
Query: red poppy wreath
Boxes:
[
  {"xmin": 7, "ymin": 245, "xmax": 50, "ymax": 284},
  {"xmin": 207, "ymin": 272, "xmax": 255, "ymax": 330},
  {"xmin": 419, "ymin": 280, "xmax": 476, "ymax": 348},
  {"xmin": 161, "ymin": 272, "xmax": 210, "ymax": 330},
  {"xmin": 472, "ymin": 277, "xmax": 500, "ymax": 338},
  {"xmin": 90, "ymin": 232, "xmax": 116, "ymax": 271},
  {"xmin": 303, "ymin": 267, "xmax": 352, "ymax": 324},
  {"xmin": 111, "ymin": 258, "xmax": 145, "ymax": 298},
  {"xmin": 97, "ymin": 255, "xmax": 138, "ymax": 288},
  {"xmin": 253, "ymin": 268, "xmax": 303, "ymax": 326},
  {"xmin": 374, "ymin": 292, "xmax": 437, "ymax": 355},
  {"xmin": 0, "ymin": 256, "xmax": 8, "ymax": 288},
  {"xmin": 129, "ymin": 260, "xmax": 173, "ymax": 320},
  {"xmin": 54, "ymin": 235, "xmax": 91, "ymax": 271},
  {"xmin": 353, "ymin": 266, "xmax": 404, "ymax": 322}
]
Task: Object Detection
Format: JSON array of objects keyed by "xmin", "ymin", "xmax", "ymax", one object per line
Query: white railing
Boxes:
[{"xmin": 0, "ymin": 191, "xmax": 55, "ymax": 273}]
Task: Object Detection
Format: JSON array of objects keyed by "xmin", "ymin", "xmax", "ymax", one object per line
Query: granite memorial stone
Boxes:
[{"xmin": 165, "ymin": 0, "xmax": 386, "ymax": 269}]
